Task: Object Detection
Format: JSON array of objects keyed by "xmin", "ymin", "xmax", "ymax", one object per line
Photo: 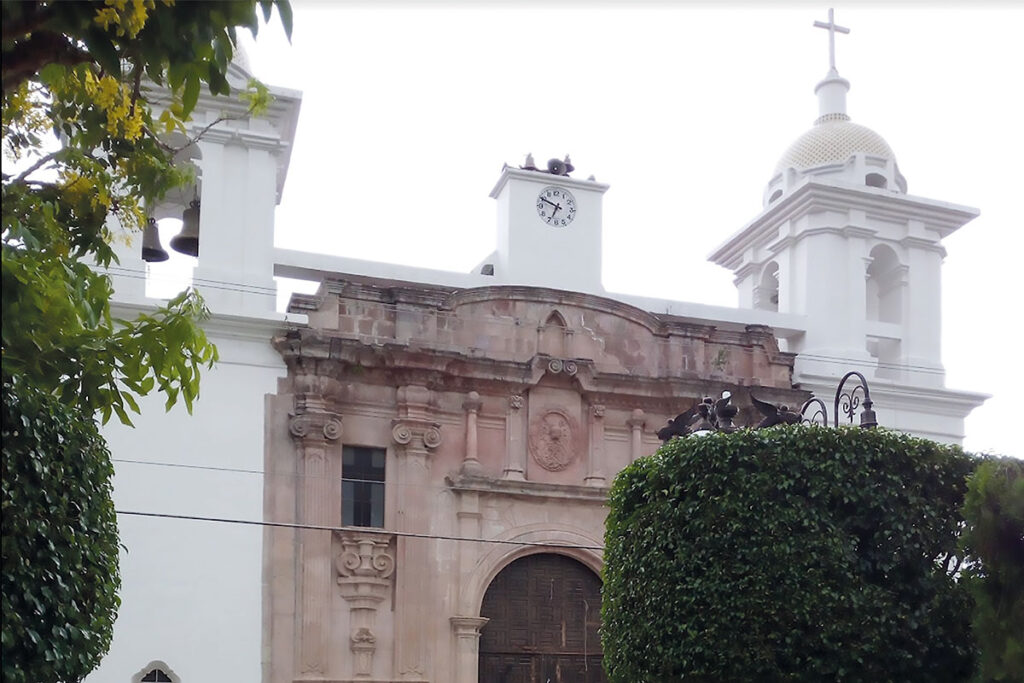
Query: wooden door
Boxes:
[{"xmin": 479, "ymin": 553, "xmax": 605, "ymax": 683}]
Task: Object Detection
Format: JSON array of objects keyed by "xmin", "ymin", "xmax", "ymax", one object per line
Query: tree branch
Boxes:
[
  {"xmin": 2, "ymin": 32, "xmax": 92, "ymax": 95},
  {"xmin": 11, "ymin": 151, "xmax": 58, "ymax": 184}
]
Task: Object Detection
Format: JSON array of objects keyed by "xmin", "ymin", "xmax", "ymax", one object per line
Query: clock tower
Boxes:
[{"xmin": 486, "ymin": 156, "xmax": 609, "ymax": 294}]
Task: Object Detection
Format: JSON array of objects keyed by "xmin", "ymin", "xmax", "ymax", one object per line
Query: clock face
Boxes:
[{"xmin": 536, "ymin": 186, "xmax": 577, "ymax": 227}]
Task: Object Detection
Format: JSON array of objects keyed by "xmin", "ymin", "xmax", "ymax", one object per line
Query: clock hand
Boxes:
[{"xmin": 540, "ymin": 197, "xmax": 559, "ymax": 208}]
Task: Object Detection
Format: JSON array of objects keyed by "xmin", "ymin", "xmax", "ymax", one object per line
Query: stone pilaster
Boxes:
[
  {"xmin": 502, "ymin": 394, "xmax": 526, "ymax": 481},
  {"xmin": 461, "ymin": 391, "xmax": 483, "ymax": 475},
  {"xmin": 288, "ymin": 399, "xmax": 343, "ymax": 677},
  {"xmin": 584, "ymin": 403, "xmax": 606, "ymax": 486},
  {"xmin": 335, "ymin": 530, "xmax": 396, "ymax": 679},
  {"xmin": 628, "ymin": 408, "xmax": 646, "ymax": 462},
  {"xmin": 392, "ymin": 386, "xmax": 439, "ymax": 681},
  {"xmin": 450, "ymin": 616, "xmax": 489, "ymax": 683}
]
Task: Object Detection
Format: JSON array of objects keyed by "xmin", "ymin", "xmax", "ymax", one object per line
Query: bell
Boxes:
[
  {"xmin": 141, "ymin": 217, "xmax": 169, "ymax": 262},
  {"xmin": 170, "ymin": 200, "xmax": 200, "ymax": 257}
]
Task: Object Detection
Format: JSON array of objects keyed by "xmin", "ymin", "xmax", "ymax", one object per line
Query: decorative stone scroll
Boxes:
[
  {"xmin": 529, "ymin": 409, "xmax": 579, "ymax": 472},
  {"xmin": 546, "ymin": 358, "xmax": 578, "ymax": 376},
  {"xmin": 335, "ymin": 530, "xmax": 396, "ymax": 678},
  {"xmin": 391, "ymin": 419, "xmax": 443, "ymax": 453},
  {"xmin": 289, "ymin": 413, "xmax": 343, "ymax": 442}
]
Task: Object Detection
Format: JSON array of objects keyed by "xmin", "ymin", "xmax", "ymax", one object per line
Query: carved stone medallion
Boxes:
[{"xmin": 528, "ymin": 410, "xmax": 578, "ymax": 472}]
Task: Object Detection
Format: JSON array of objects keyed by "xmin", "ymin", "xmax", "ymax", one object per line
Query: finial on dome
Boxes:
[
  {"xmin": 813, "ymin": 8, "xmax": 850, "ymax": 75},
  {"xmin": 812, "ymin": 9, "xmax": 852, "ymax": 122}
]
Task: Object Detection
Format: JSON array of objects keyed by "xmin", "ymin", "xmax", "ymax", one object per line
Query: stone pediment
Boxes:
[{"xmin": 286, "ymin": 277, "xmax": 796, "ymax": 391}]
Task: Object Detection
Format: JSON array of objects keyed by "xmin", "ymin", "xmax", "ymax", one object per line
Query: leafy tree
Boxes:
[
  {"xmin": 2, "ymin": 2, "xmax": 291, "ymax": 680},
  {"xmin": 961, "ymin": 458, "xmax": 1024, "ymax": 682},
  {"xmin": 603, "ymin": 426, "xmax": 978, "ymax": 683}
]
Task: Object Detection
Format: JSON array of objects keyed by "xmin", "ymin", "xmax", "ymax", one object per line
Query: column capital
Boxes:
[
  {"xmin": 450, "ymin": 616, "xmax": 489, "ymax": 636},
  {"xmin": 392, "ymin": 418, "xmax": 442, "ymax": 452},
  {"xmin": 288, "ymin": 411, "xmax": 343, "ymax": 444}
]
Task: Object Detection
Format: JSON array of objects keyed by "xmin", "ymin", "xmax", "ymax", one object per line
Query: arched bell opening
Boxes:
[
  {"xmin": 865, "ymin": 244, "xmax": 904, "ymax": 379},
  {"xmin": 754, "ymin": 261, "xmax": 780, "ymax": 312}
]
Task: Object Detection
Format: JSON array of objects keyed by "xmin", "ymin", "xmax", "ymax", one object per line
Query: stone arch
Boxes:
[
  {"xmin": 478, "ymin": 552, "xmax": 605, "ymax": 682},
  {"xmin": 465, "ymin": 524, "xmax": 603, "ymax": 617},
  {"xmin": 539, "ymin": 309, "xmax": 571, "ymax": 357}
]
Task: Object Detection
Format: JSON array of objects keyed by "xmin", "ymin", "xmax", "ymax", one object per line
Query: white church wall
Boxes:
[{"xmin": 86, "ymin": 319, "xmax": 287, "ymax": 683}]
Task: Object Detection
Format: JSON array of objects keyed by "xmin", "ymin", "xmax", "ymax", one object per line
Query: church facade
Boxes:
[
  {"xmin": 264, "ymin": 274, "xmax": 803, "ymax": 682},
  {"xmin": 91, "ymin": 12, "xmax": 987, "ymax": 683}
]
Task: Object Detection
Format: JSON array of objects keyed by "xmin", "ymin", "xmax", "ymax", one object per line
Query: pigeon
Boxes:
[
  {"xmin": 657, "ymin": 403, "xmax": 699, "ymax": 442},
  {"xmin": 751, "ymin": 394, "xmax": 802, "ymax": 428}
]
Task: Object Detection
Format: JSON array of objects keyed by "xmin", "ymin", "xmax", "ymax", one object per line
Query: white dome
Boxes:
[{"xmin": 775, "ymin": 115, "xmax": 897, "ymax": 174}]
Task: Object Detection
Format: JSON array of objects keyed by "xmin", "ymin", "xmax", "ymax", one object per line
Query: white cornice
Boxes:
[
  {"xmin": 110, "ymin": 301, "xmax": 306, "ymax": 344},
  {"xmin": 709, "ymin": 179, "xmax": 979, "ymax": 270},
  {"xmin": 488, "ymin": 167, "xmax": 610, "ymax": 198}
]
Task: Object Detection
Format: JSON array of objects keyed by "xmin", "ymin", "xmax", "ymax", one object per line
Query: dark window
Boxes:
[
  {"xmin": 141, "ymin": 670, "xmax": 173, "ymax": 683},
  {"xmin": 865, "ymin": 172, "xmax": 887, "ymax": 189},
  {"xmin": 342, "ymin": 446, "xmax": 385, "ymax": 527}
]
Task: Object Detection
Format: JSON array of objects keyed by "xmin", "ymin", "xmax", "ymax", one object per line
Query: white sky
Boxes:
[{"xmin": 233, "ymin": 2, "xmax": 1022, "ymax": 456}]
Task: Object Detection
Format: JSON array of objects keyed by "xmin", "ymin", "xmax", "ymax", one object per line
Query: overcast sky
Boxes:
[{"xmin": 225, "ymin": 2, "xmax": 1022, "ymax": 456}]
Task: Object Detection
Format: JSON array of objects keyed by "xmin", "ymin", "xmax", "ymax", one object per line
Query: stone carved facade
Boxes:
[
  {"xmin": 265, "ymin": 279, "xmax": 807, "ymax": 682},
  {"xmin": 335, "ymin": 530, "xmax": 396, "ymax": 678},
  {"xmin": 528, "ymin": 409, "xmax": 578, "ymax": 472}
]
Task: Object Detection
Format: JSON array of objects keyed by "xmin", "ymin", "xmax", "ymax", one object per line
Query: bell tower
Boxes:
[
  {"xmin": 709, "ymin": 9, "xmax": 986, "ymax": 442},
  {"xmin": 486, "ymin": 155, "xmax": 609, "ymax": 295},
  {"xmin": 107, "ymin": 59, "xmax": 301, "ymax": 316}
]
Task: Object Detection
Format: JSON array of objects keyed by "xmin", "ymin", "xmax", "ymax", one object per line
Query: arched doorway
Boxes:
[{"xmin": 479, "ymin": 553, "xmax": 605, "ymax": 683}]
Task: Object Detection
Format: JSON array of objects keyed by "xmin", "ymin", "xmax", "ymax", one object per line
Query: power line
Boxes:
[
  {"xmin": 116, "ymin": 509, "xmax": 604, "ymax": 551},
  {"xmin": 112, "ymin": 456, "xmax": 479, "ymax": 491}
]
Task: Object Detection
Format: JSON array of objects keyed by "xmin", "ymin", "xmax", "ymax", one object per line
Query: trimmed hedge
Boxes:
[
  {"xmin": 602, "ymin": 426, "xmax": 977, "ymax": 683},
  {"xmin": 1, "ymin": 378, "xmax": 121, "ymax": 683},
  {"xmin": 961, "ymin": 457, "xmax": 1024, "ymax": 682}
]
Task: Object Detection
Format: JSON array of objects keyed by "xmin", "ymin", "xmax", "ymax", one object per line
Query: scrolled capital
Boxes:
[
  {"xmin": 392, "ymin": 423, "xmax": 413, "ymax": 445},
  {"xmin": 423, "ymin": 425, "xmax": 443, "ymax": 450},
  {"xmin": 323, "ymin": 417, "xmax": 343, "ymax": 441}
]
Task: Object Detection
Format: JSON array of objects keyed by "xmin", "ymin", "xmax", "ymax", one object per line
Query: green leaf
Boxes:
[{"xmin": 182, "ymin": 72, "xmax": 200, "ymax": 118}]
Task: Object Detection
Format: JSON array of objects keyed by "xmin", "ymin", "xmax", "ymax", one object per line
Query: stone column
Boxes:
[
  {"xmin": 455, "ymin": 491, "xmax": 482, "ymax": 616},
  {"xmin": 450, "ymin": 616, "xmax": 489, "ymax": 683},
  {"xmin": 502, "ymin": 394, "xmax": 526, "ymax": 481},
  {"xmin": 336, "ymin": 531, "xmax": 396, "ymax": 679},
  {"xmin": 584, "ymin": 404, "xmax": 607, "ymax": 486},
  {"xmin": 461, "ymin": 391, "xmax": 482, "ymax": 475},
  {"xmin": 628, "ymin": 409, "xmax": 646, "ymax": 462},
  {"xmin": 288, "ymin": 402, "xmax": 343, "ymax": 677},
  {"xmin": 392, "ymin": 385, "xmax": 441, "ymax": 680}
]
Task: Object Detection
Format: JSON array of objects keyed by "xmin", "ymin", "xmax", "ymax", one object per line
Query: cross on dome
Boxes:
[{"xmin": 814, "ymin": 8, "xmax": 850, "ymax": 73}]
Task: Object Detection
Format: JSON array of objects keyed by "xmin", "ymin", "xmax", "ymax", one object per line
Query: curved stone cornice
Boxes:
[{"xmin": 443, "ymin": 285, "xmax": 665, "ymax": 335}]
